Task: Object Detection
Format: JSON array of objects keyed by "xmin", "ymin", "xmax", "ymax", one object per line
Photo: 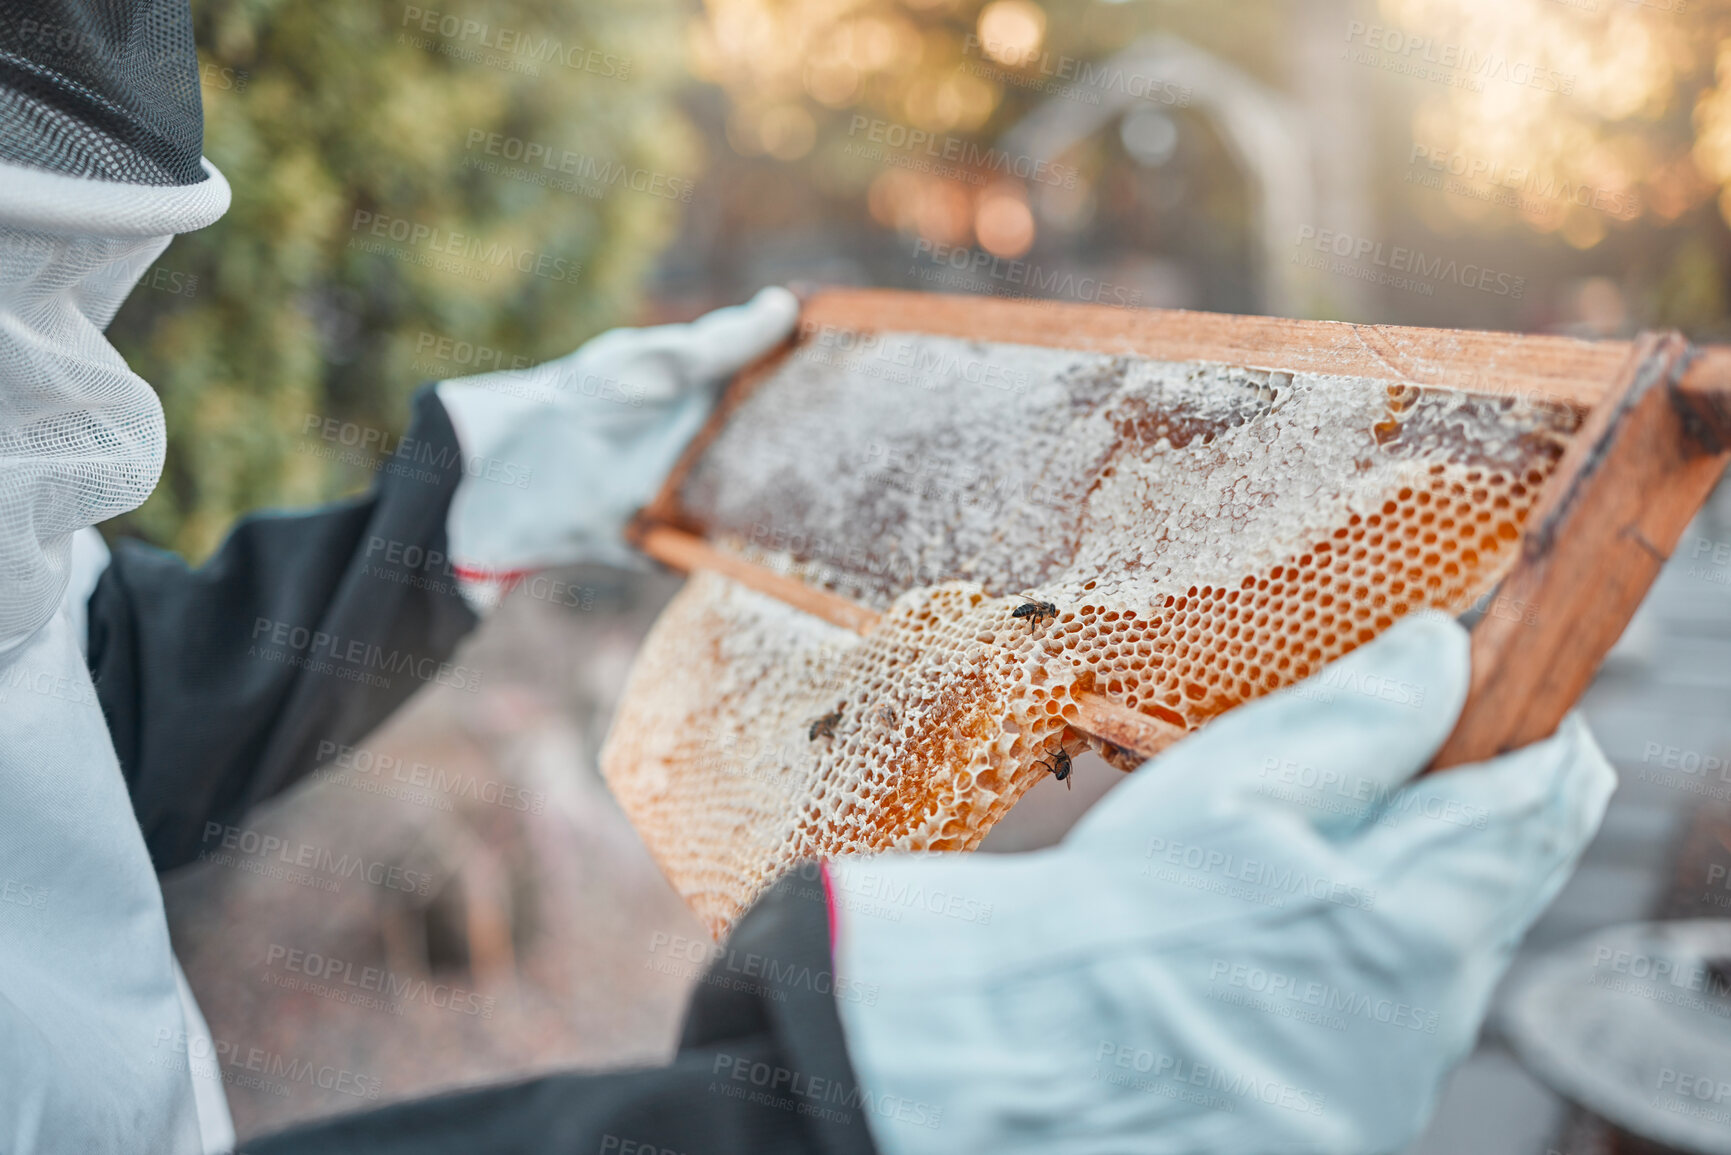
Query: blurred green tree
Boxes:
[{"xmin": 108, "ymin": 0, "xmax": 694, "ymax": 559}]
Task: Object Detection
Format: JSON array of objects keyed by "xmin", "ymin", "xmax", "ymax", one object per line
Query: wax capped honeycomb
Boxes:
[{"xmin": 602, "ymin": 333, "xmax": 1579, "ymax": 935}]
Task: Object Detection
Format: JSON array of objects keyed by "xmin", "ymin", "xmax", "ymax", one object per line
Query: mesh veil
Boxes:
[
  {"xmin": 0, "ymin": 0, "xmax": 205, "ymax": 186},
  {"xmin": 0, "ymin": 0, "xmax": 225, "ymax": 659},
  {"xmin": 0, "ymin": 228, "xmax": 173, "ymax": 658}
]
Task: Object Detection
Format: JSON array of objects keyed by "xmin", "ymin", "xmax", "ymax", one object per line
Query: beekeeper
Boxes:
[{"xmin": 1, "ymin": 3, "xmax": 1615, "ymax": 1154}]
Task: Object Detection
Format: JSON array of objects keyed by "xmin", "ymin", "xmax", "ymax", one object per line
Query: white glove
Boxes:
[
  {"xmin": 827, "ymin": 612, "xmax": 1616, "ymax": 1155},
  {"xmin": 437, "ymin": 286, "xmax": 799, "ymax": 609}
]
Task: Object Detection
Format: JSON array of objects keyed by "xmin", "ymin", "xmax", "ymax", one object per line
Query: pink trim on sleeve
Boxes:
[
  {"xmin": 451, "ymin": 564, "xmax": 531, "ymax": 591},
  {"xmin": 820, "ymin": 860, "xmax": 839, "ymax": 953}
]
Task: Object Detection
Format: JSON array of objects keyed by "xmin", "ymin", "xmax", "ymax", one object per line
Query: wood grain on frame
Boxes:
[
  {"xmin": 1432, "ymin": 333, "xmax": 1731, "ymax": 769},
  {"xmin": 800, "ymin": 288, "xmax": 1628, "ymax": 407}
]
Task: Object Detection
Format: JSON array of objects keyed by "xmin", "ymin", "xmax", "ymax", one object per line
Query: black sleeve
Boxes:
[
  {"xmin": 240, "ymin": 869, "xmax": 884, "ymax": 1155},
  {"xmin": 88, "ymin": 386, "xmax": 481, "ymax": 873}
]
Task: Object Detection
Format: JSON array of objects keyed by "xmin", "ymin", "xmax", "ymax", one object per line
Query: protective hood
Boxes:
[
  {"xmin": 0, "ymin": 0, "xmax": 225, "ymax": 657},
  {"xmin": 0, "ymin": 159, "xmax": 228, "ymax": 659}
]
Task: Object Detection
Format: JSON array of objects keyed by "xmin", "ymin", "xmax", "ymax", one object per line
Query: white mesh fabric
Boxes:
[{"xmin": 0, "ymin": 155, "xmax": 227, "ymax": 659}]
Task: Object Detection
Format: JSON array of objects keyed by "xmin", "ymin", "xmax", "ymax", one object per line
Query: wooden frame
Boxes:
[{"xmin": 631, "ymin": 289, "xmax": 1731, "ymax": 772}]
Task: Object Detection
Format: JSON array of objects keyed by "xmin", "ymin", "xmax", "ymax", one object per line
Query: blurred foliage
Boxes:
[{"xmin": 108, "ymin": 0, "xmax": 694, "ymax": 559}]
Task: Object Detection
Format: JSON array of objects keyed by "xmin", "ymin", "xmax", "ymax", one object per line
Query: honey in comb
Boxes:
[{"xmin": 602, "ymin": 334, "xmax": 1579, "ymax": 936}]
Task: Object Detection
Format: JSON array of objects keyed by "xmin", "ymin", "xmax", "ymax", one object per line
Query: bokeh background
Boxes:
[{"xmin": 129, "ymin": 0, "xmax": 1731, "ymax": 1151}]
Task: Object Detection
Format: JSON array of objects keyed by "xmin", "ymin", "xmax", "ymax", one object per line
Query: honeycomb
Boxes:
[{"xmin": 602, "ymin": 332, "xmax": 1580, "ymax": 935}]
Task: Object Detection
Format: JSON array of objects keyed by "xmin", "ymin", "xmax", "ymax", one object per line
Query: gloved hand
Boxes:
[
  {"xmin": 437, "ymin": 286, "xmax": 799, "ymax": 608},
  {"xmin": 826, "ymin": 612, "xmax": 1615, "ymax": 1155}
]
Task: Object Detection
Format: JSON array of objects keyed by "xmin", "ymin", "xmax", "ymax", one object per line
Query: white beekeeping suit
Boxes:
[{"xmin": 0, "ymin": 1, "xmax": 235, "ymax": 1149}]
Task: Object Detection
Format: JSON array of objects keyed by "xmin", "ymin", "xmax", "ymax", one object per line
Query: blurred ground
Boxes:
[
  {"xmin": 165, "ymin": 480, "xmax": 1731, "ymax": 1148},
  {"xmin": 163, "ymin": 566, "xmax": 707, "ymax": 1137}
]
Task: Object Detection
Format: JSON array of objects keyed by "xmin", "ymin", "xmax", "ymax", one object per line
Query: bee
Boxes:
[
  {"xmin": 808, "ymin": 710, "xmax": 842, "ymax": 741},
  {"xmin": 1011, "ymin": 598, "xmax": 1059, "ymax": 631},
  {"xmin": 1034, "ymin": 746, "xmax": 1073, "ymax": 790}
]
